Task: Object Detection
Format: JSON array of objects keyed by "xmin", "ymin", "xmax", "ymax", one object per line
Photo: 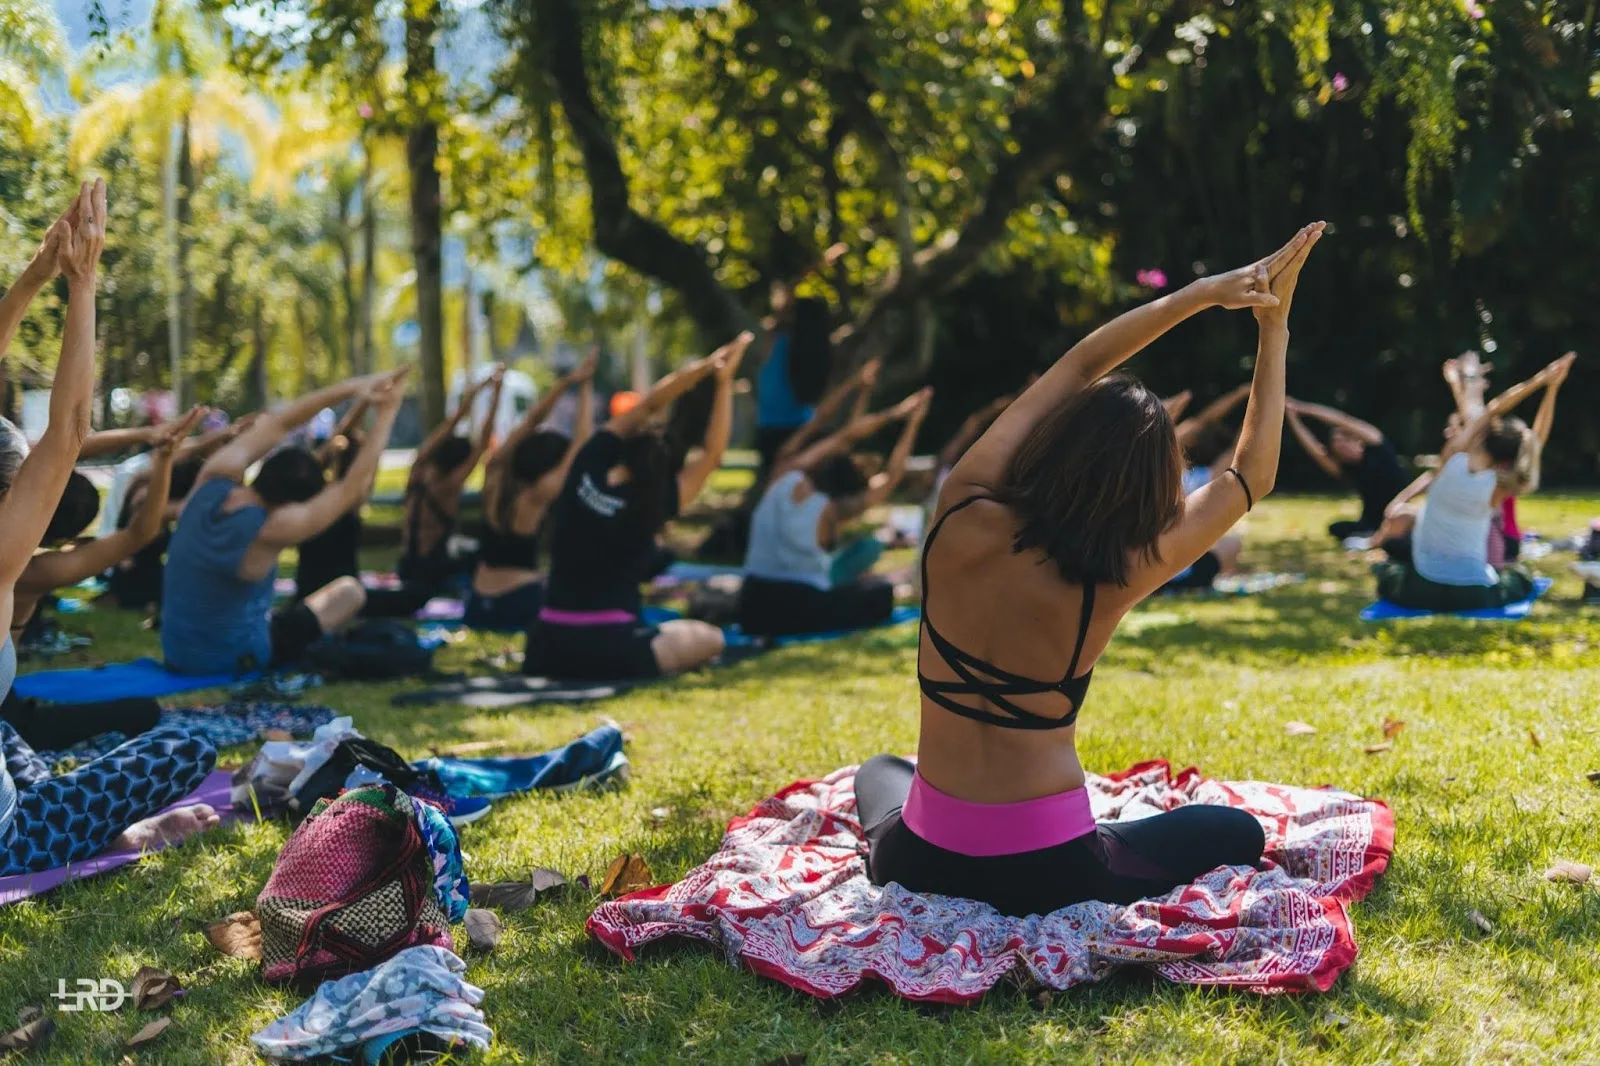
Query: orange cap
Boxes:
[{"xmin": 609, "ymin": 390, "xmax": 642, "ymax": 417}]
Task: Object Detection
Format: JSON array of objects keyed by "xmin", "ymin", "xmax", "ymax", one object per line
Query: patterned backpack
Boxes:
[{"xmin": 257, "ymin": 784, "xmax": 452, "ymax": 985}]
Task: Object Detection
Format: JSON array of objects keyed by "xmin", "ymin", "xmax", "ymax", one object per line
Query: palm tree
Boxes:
[
  {"xmin": 69, "ymin": 0, "xmax": 272, "ymax": 406},
  {"xmin": 0, "ymin": 0, "xmax": 66, "ymax": 143}
]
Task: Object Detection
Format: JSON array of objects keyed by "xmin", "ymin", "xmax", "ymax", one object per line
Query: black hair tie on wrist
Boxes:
[{"xmin": 1225, "ymin": 467, "xmax": 1255, "ymax": 511}]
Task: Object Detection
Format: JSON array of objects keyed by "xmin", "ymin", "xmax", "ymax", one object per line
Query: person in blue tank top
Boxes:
[
  {"xmin": 0, "ymin": 181, "xmax": 223, "ymax": 873},
  {"xmin": 162, "ymin": 366, "xmax": 411, "ymax": 675},
  {"xmin": 752, "ymin": 242, "xmax": 846, "ymax": 473}
]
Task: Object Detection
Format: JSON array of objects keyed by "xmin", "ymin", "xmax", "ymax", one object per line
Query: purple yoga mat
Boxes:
[
  {"xmin": 415, "ymin": 597, "xmax": 466, "ymax": 621},
  {"xmin": 0, "ymin": 770, "xmax": 247, "ymax": 906}
]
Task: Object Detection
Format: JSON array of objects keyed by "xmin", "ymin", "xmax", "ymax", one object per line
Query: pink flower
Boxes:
[
  {"xmin": 1467, "ymin": 2, "xmax": 1485, "ymax": 18},
  {"xmin": 1136, "ymin": 268, "xmax": 1168, "ymax": 289},
  {"xmin": 1331, "ymin": 73, "xmax": 1350, "ymax": 93},
  {"xmin": 358, "ymin": 102, "xmax": 374, "ymax": 119}
]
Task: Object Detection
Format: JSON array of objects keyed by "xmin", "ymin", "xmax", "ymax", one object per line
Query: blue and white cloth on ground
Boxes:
[
  {"xmin": 249, "ymin": 945, "xmax": 492, "ymax": 1061},
  {"xmin": 1360, "ymin": 576, "xmax": 1554, "ymax": 621},
  {"xmin": 412, "ymin": 722, "xmax": 626, "ymax": 800}
]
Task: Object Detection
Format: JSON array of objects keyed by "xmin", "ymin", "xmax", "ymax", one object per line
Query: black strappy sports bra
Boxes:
[{"xmin": 917, "ymin": 495, "xmax": 1096, "ymax": 730}]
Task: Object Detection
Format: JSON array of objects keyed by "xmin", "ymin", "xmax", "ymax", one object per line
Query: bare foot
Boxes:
[{"xmin": 112, "ymin": 804, "xmax": 222, "ymax": 852}]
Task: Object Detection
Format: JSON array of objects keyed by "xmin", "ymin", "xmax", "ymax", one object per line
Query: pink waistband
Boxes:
[
  {"xmin": 538, "ymin": 607, "xmax": 637, "ymax": 627},
  {"xmin": 900, "ymin": 771, "xmax": 1096, "ymax": 857}
]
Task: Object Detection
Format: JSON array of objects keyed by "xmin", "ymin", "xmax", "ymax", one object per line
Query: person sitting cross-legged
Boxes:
[
  {"xmin": 160, "ymin": 367, "xmax": 410, "ymax": 676},
  {"xmin": 1283, "ymin": 398, "xmax": 1412, "ymax": 545}
]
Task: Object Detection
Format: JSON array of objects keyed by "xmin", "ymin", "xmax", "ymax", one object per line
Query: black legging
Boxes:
[
  {"xmin": 0, "ymin": 690, "xmax": 162, "ymax": 751},
  {"xmin": 738, "ymin": 576, "xmax": 894, "ymax": 637},
  {"xmin": 856, "ymin": 755, "xmax": 1266, "ymax": 918}
]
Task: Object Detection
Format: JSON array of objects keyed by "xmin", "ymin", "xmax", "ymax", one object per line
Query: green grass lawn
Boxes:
[{"xmin": 5, "ymin": 495, "xmax": 1600, "ymax": 1063}]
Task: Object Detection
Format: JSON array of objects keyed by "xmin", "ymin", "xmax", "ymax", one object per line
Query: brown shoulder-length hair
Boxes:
[{"xmin": 989, "ymin": 373, "xmax": 1183, "ymax": 587}]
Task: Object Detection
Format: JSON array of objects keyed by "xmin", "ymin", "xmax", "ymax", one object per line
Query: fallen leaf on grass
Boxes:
[
  {"xmin": 1362, "ymin": 743, "xmax": 1392, "ymax": 755},
  {"xmin": 649, "ymin": 807, "xmax": 672, "ymax": 825},
  {"xmin": 761, "ymin": 1055, "xmax": 807, "ymax": 1066},
  {"xmin": 1381, "ymin": 718, "xmax": 1406, "ymax": 739},
  {"xmin": 1544, "ymin": 859, "xmax": 1593, "ymax": 884},
  {"xmin": 601, "ymin": 854, "xmax": 654, "ymax": 898},
  {"xmin": 201, "ymin": 912, "xmax": 262, "ymax": 961},
  {"xmin": 130, "ymin": 967, "xmax": 181, "ymax": 1011},
  {"xmin": 1527, "ymin": 728, "xmax": 1542, "ymax": 749},
  {"xmin": 464, "ymin": 909, "xmax": 502, "ymax": 952},
  {"xmin": 125, "ymin": 1017, "xmax": 171, "ymax": 1049},
  {"xmin": 0, "ymin": 1009, "xmax": 54, "ymax": 1056},
  {"xmin": 1586, "ymin": 770, "xmax": 1600, "ymax": 786},
  {"xmin": 1029, "ymin": 990, "xmax": 1054, "ymax": 1011},
  {"xmin": 1469, "ymin": 910, "xmax": 1493, "ymax": 934},
  {"xmin": 471, "ymin": 868, "xmax": 570, "ymax": 911},
  {"xmin": 1284, "ymin": 721, "xmax": 1317, "ymax": 736}
]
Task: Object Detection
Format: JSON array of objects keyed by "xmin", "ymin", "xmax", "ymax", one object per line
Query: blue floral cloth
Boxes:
[
  {"xmin": 250, "ymin": 946, "xmax": 492, "ymax": 1060},
  {"xmin": 410, "ymin": 797, "xmax": 469, "ymax": 923}
]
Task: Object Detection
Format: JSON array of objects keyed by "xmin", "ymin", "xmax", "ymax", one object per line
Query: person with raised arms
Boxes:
[
  {"xmin": 160, "ymin": 366, "xmax": 410, "ymax": 675},
  {"xmin": 0, "ymin": 182, "xmax": 224, "ymax": 873},
  {"xmin": 1374, "ymin": 352, "xmax": 1574, "ymax": 612},
  {"xmin": 739, "ymin": 387, "xmax": 932, "ymax": 638},
  {"xmin": 463, "ymin": 353, "xmax": 597, "ymax": 631},
  {"xmin": 525, "ymin": 334, "xmax": 751, "ymax": 680},
  {"xmin": 1283, "ymin": 398, "xmax": 1413, "ymax": 546},
  {"xmin": 852, "ymin": 222, "xmax": 1324, "ymax": 918}
]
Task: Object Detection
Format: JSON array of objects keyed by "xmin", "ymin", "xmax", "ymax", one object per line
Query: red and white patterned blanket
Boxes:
[{"xmin": 587, "ymin": 761, "xmax": 1393, "ymax": 1003}]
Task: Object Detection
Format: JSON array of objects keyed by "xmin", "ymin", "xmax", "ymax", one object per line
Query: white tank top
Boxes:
[{"xmin": 1413, "ymin": 453, "xmax": 1497, "ymax": 587}]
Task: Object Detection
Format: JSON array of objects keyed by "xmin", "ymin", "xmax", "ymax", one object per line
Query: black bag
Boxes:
[
  {"xmin": 287, "ymin": 736, "xmax": 425, "ymax": 821},
  {"xmin": 302, "ymin": 619, "xmax": 437, "ymax": 681}
]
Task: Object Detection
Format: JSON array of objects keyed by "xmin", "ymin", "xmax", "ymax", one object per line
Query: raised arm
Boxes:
[
  {"xmin": 1284, "ymin": 403, "xmax": 1342, "ymax": 480},
  {"xmin": 609, "ymin": 336, "xmax": 748, "ymax": 438},
  {"xmin": 80, "ymin": 406, "xmax": 212, "ymax": 462},
  {"xmin": 836, "ymin": 389, "xmax": 933, "ymax": 520},
  {"xmin": 775, "ymin": 405, "xmax": 902, "ymax": 483},
  {"xmin": 417, "ymin": 366, "xmax": 497, "ymax": 473},
  {"xmin": 451, "ymin": 367, "xmax": 507, "ymax": 483},
  {"xmin": 1444, "ymin": 352, "xmax": 1491, "ymax": 421},
  {"xmin": 0, "ymin": 182, "xmax": 105, "ymax": 620},
  {"xmin": 257, "ymin": 368, "xmax": 409, "ymax": 547},
  {"xmin": 200, "ymin": 375, "xmax": 377, "ymax": 484},
  {"xmin": 1174, "ymin": 383, "xmax": 1250, "ymax": 448},
  {"xmin": 1385, "ymin": 469, "xmax": 1435, "ymax": 518},
  {"xmin": 496, "ymin": 354, "xmax": 593, "ymax": 463},
  {"xmin": 774, "ymin": 358, "xmax": 880, "ymax": 468},
  {"xmin": 0, "ymin": 201, "xmax": 73, "ymax": 360},
  {"xmin": 18, "ymin": 407, "xmax": 202, "ymax": 594},
  {"xmin": 315, "ymin": 398, "xmax": 372, "ymax": 467},
  {"xmin": 1288, "ymin": 400, "xmax": 1383, "ymax": 446},
  {"xmin": 945, "ymin": 230, "xmax": 1314, "ymax": 501},
  {"xmin": 676, "ymin": 335, "xmax": 751, "ymax": 508},
  {"xmin": 1160, "ymin": 390, "xmax": 1193, "ymax": 423},
  {"xmin": 1123, "ymin": 222, "xmax": 1325, "ymax": 601},
  {"xmin": 1444, "ymin": 354, "xmax": 1567, "ymax": 460},
  {"xmin": 1532, "ymin": 351, "xmax": 1575, "ymax": 447}
]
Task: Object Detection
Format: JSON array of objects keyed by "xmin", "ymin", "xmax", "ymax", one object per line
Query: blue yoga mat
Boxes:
[
  {"xmin": 13, "ymin": 657, "xmax": 259, "ymax": 702},
  {"xmin": 724, "ymin": 605, "xmax": 921, "ymax": 648},
  {"xmin": 1359, "ymin": 576, "xmax": 1554, "ymax": 622}
]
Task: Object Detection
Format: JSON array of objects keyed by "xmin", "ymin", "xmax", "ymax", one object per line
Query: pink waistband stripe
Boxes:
[
  {"xmin": 538, "ymin": 607, "xmax": 637, "ymax": 627},
  {"xmin": 900, "ymin": 771, "xmax": 1096, "ymax": 857}
]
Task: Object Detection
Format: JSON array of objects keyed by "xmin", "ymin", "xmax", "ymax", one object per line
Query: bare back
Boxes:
[{"xmin": 916, "ymin": 497, "xmax": 1124, "ymax": 803}]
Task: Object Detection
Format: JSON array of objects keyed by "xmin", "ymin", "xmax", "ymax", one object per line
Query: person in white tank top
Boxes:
[{"xmin": 1377, "ymin": 352, "xmax": 1574, "ymax": 609}]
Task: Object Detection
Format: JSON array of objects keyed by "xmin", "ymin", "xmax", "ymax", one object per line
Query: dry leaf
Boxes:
[
  {"xmin": 762, "ymin": 1055, "xmax": 807, "ymax": 1066},
  {"xmin": 464, "ymin": 909, "xmax": 503, "ymax": 952},
  {"xmin": 1469, "ymin": 909, "xmax": 1493, "ymax": 934},
  {"xmin": 601, "ymin": 853, "xmax": 654, "ymax": 898},
  {"xmin": 1527, "ymin": 728, "xmax": 1542, "ymax": 749},
  {"xmin": 0, "ymin": 1010, "xmax": 54, "ymax": 1056},
  {"xmin": 130, "ymin": 967, "xmax": 181, "ymax": 1011},
  {"xmin": 201, "ymin": 912, "xmax": 262, "ymax": 961},
  {"xmin": 1381, "ymin": 718, "xmax": 1406, "ymax": 739},
  {"xmin": 649, "ymin": 807, "xmax": 672, "ymax": 824},
  {"xmin": 470, "ymin": 881, "xmax": 536, "ymax": 911},
  {"xmin": 1544, "ymin": 859, "xmax": 1593, "ymax": 884},
  {"xmin": 1362, "ymin": 742, "xmax": 1393, "ymax": 755},
  {"xmin": 528, "ymin": 868, "xmax": 568, "ymax": 894},
  {"xmin": 1586, "ymin": 770, "xmax": 1600, "ymax": 785},
  {"xmin": 125, "ymin": 1017, "xmax": 171, "ymax": 1049},
  {"xmin": 1284, "ymin": 721, "xmax": 1318, "ymax": 736}
]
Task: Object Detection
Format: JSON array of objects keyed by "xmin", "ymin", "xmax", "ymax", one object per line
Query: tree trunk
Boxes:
[
  {"xmin": 406, "ymin": 0, "xmax": 446, "ymax": 427},
  {"xmin": 250, "ymin": 297, "xmax": 271, "ymax": 411},
  {"xmin": 334, "ymin": 184, "xmax": 359, "ymax": 380},
  {"xmin": 356, "ymin": 133, "xmax": 378, "ymax": 376},
  {"xmin": 176, "ymin": 114, "xmax": 196, "ymax": 408}
]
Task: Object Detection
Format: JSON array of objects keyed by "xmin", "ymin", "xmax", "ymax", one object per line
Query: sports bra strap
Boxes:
[{"xmin": 1065, "ymin": 581, "xmax": 1096, "ymax": 681}]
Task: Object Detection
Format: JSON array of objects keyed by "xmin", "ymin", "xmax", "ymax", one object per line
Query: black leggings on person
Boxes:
[
  {"xmin": 855, "ymin": 755, "xmax": 1266, "ymax": 918},
  {"xmin": 737, "ymin": 576, "xmax": 895, "ymax": 638},
  {"xmin": 1376, "ymin": 562, "xmax": 1535, "ymax": 611},
  {"xmin": 0, "ymin": 690, "xmax": 162, "ymax": 751}
]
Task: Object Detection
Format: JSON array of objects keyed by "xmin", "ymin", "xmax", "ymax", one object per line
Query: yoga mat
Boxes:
[
  {"xmin": 650, "ymin": 562, "xmax": 745, "ymax": 587},
  {"xmin": 13, "ymin": 658, "xmax": 260, "ymax": 702},
  {"xmin": 1360, "ymin": 576, "xmax": 1554, "ymax": 622},
  {"xmin": 0, "ymin": 770, "xmax": 247, "ymax": 906}
]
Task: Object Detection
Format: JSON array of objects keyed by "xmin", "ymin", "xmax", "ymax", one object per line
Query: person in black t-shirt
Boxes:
[
  {"xmin": 526, "ymin": 332, "xmax": 752, "ymax": 680},
  {"xmin": 1284, "ymin": 399, "xmax": 1411, "ymax": 542}
]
